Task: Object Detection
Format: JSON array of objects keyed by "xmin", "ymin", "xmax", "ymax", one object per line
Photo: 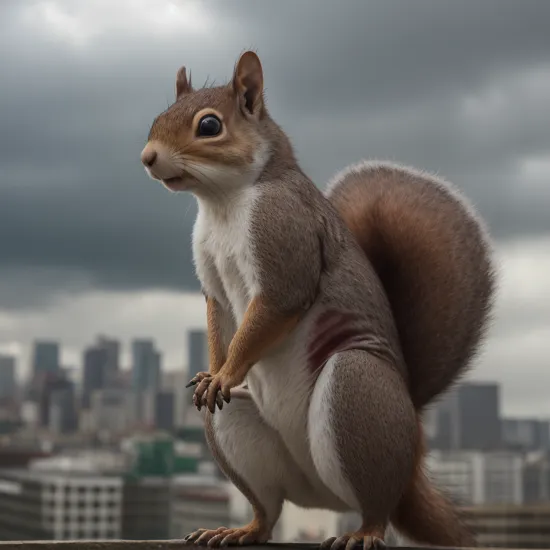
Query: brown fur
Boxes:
[
  {"xmin": 194, "ymin": 295, "xmax": 302, "ymax": 412},
  {"xmin": 142, "ymin": 51, "xmax": 494, "ymax": 549},
  {"xmin": 391, "ymin": 419, "xmax": 477, "ymax": 547},
  {"xmin": 206, "ymin": 296, "xmax": 227, "ymax": 375},
  {"xmin": 326, "ymin": 164, "xmax": 496, "ymax": 410},
  {"xmin": 201, "ymin": 411, "xmax": 272, "ymax": 545},
  {"xmin": 329, "ymin": 350, "xmax": 418, "ymax": 536},
  {"xmin": 176, "ymin": 66, "xmax": 193, "ymax": 99}
]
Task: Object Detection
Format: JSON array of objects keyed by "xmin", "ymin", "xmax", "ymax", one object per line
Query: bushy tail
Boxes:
[
  {"xmin": 326, "ymin": 161, "xmax": 497, "ymax": 410},
  {"xmin": 391, "ymin": 425, "xmax": 477, "ymax": 547}
]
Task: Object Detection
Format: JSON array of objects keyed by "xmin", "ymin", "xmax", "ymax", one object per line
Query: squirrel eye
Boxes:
[{"xmin": 197, "ymin": 114, "xmax": 222, "ymax": 137}]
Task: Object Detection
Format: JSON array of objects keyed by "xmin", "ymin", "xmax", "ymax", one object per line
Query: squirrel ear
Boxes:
[
  {"xmin": 232, "ymin": 51, "xmax": 264, "ymax": 116},
  {"xmin": 176, "ymin": 66, "xmax": 193, "ymax": 99}
]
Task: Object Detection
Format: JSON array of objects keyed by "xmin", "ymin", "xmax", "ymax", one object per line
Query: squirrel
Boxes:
[{"xmin": 141, "ymin": 51, "xmax": 496, "ymax": 550}]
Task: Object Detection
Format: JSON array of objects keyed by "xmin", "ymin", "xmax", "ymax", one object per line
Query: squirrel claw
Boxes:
[
  {"xmin": 183, "ymin": 528, "xmax": 208, "ymax": 543},
  {"xmin": 185, "ymin": 525, "xmax": 267, "ymax": 547},
  {"xmin": 187, "ymin": 371, "xmax": 211, "ymax": 389},
  {"xmin": 321, "ymin": 533, "xmax": 386, "ymax": 550},
  {"xmin": 182, "ymin": 526, "xmax": 228, "ymax": 545},
  {"xmin": 320, "ymin": 537, "xmax": 337, "ymax": 550}
]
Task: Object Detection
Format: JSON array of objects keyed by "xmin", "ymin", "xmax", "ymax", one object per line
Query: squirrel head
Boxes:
[{"xmin": 141, "ymin": 51, "xmax": 272, "ymax": 196}]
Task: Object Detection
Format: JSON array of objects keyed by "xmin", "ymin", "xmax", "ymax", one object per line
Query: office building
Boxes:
[
  {"xmin": 163, "ymin": 371, "xmax": 191, "ymax": 429},
  {"xmin": 96, "ymin": 336, "xmax": 120, "ymax": 385},
  {"xmin": 170, "ymin": 475, "xmax": 231, "ymax": 539},
  {"xmin": 89, "ymin": 388, "xmax": 136, "ymax": 435},
  {"xmin": 523, "ymin": 453, "xmax": 550, "ymax": 504},
  {"xmin": 141, "ymin": 391, "xmax": 175, "ymax": 431},
  {"xmin": 155, "ymin": 391, "xmax": 175, "ymax": 432},
  {"xmin": 132, "ymin": 340, "xmax": 161, "ymax": 392},
  {"xmin": 426, "ymin": 450, "xmax": 524, "ymax": 506},
  {"xmin": 31, "ymin": 341, "xmax": 60, "ymax": 378},
  {"xmin": 0, "ymin": 355, "xmax": 16, "ymax": 401},
  {"xmin": 502, "ymin": 418, "xmax": 550, "ymax": 452},
  {"xmin": 0, "ymin": 468, "xmax": 122, "ymax": 540},
  {"xmin": 188, "ymin": 330, "xmax": 207, "ymax": 380},
  {"xmin": 82, "ymin": 346, "xmax": 108, "ymax": 409},
  {"xmin": 122, "ymin": 478, "xmax": 172, "ymax": 540},
  {"xmin": 431, "ymin": 382, "xmax": 501, "ymax": 451},
  {"xmin": 49, "ymin": 379, "xmax": 78, "ymax": 435},
  {"xmin": 463, "ymin": 505, "xmax": 550, "ymax": 548},
  {"xmin": 37, "ymin": 371, "xmax": 71, "ymax": 428}
]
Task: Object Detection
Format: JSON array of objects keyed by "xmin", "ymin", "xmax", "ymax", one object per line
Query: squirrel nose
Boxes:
[{"xmin": 141, "ymin": 148, "xmax": 157, "ymax": 167}]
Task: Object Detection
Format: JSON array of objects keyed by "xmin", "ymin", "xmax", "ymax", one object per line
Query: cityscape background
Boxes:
[
  {"xmin": 0, "ymin": 336, "xmax": 548, "ymax": 546},
  {"xmin": 1, "ymin": 0, "xmax": 550, "ymax": 548}
]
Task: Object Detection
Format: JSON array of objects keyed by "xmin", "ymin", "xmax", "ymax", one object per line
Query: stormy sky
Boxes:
[{"xmin": 1, "ymin": 0, "xmax": 549, "ymax": 416}]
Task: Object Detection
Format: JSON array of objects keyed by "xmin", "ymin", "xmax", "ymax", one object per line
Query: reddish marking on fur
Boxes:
[{"xmin": 307, "ymin": 310, "xmax": 369, "ymax": 373}]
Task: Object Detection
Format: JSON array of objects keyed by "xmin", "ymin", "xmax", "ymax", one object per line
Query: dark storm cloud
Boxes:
[{"xmin": 0, "ymin": 0, "xmax": 549, "ymax": 310}]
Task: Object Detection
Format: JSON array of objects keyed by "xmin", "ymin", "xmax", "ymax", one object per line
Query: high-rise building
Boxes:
[
  {"xmin": 37, "ymin": 371, "xmax": 72, "ymax": 428},
  {"xmin": 82, "ymin": 346, "xmax": 108, "ymax": 409},
  {"xmin": 0, "ymin": 355, "xmax": 16, "ymax": 400},
  {"xmin": 0, "ymin": 468, "xmax": 122, "ymax": 540},
  {"xmin": 431, "ymin": 382, "xmax": 502, "ymax": 451},
  {"xmin": 458, "ymin": 383, "xmax": 501, "ymax": 450},
  {"xmin": 426, "ymin": 450, "xmax": 524, "ymax": 506},
  {"xmin": 523, "ymin": 453, "xmax": 550, "ymax": 504},
  {"xmin": 163, "ymin": 371, "xmax": 191, "ymax": 430},
  {"xmin": 31, "ymin": 341, "xmax": 60, "ymax": 378},
  {"xmin": 502, "ymin": 418, "xmax": 550, "ymax": 452},
  {"xmin": 49, "ymin": 379, "xmax": 77, "ymax": 435},
  {"xmin": 89, "ymin": 388, "xmax": 136, "ymax": 435},
  {"xmin": 155, "ymin": 391, "xmax": 175, "ymax": 432},
  {"xmin": 96, "ymin": 336, "xmax": 120, "ymax": 385},
  {"xmin": 81, "ymin": 336, "xmax": 122, "ymax": 409},
  {"xmin": 132, "ymin": 339, "xmax": 161, "ymax": 392},
  {"xmin": 188, "ymin": 330, "xmax": 207, "ymax": 380}
]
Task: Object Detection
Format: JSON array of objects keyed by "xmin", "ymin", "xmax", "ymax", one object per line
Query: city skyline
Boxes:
[{"xmin": 1, "ymin": 333, "xmax": 550, "ymax": 422}]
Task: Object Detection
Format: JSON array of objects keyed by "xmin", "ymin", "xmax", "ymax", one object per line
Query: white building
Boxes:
[
  {"xmin": 87, "ymin": 388, "xmax": 137, "ymax": 435},
  {"xmin": 0, "ymin": 454, "xmax": 123, "ymax": 541},
  {"xmin": 426, "ymin": 450, "xmax": 524, "ymax": 505}
]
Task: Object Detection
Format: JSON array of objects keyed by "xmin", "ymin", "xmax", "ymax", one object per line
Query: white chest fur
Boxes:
[
  {"xmin": 192, "ymin": 187, "xmax": 261, "ymax": 323},
  {"xmin": 192, "ymin": 188, "xmax": 330, "ymax": 490}
]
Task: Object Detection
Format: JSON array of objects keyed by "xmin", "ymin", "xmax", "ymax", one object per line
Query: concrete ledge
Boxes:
[
  {"xmin": 0, "ymin": 544, "xmax": 326, "ymax": 550},
  {"xmin": 0, "ymin": 543, "xmax": 509, "ymax": 550}
]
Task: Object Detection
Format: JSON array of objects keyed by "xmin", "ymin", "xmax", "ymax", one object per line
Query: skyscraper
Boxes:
[
  {"xmin": 188, "ymin": 330, "xmax": 207, "ymax": 379},
  {"xmin": 32, "ymin": 341, "xmax": 60, "ymax": 378},
  {"xmin": 431, "ymin": 382, "xmax": 502, "ymax": 451},
  {"xmin": 96, "ymin": 335, "xmax": 120, "ymax": 384},
  {"xmin": 82, "ymin": 345, "xmax": 109, "ymax": 408},
  {"xmin": 132, "ymin": 339, "xmax": 161, "ymax": 392},
  {"xmin": 0, "ymin": 355, "xmax": 16, "ymax": 400},
  {"xmin": 457, "ymin": 382, "xmax": 501, "ymax": 450},
  {"xmin": 49, "ymin": 378, "xmax": 78, "ymax": 434}
]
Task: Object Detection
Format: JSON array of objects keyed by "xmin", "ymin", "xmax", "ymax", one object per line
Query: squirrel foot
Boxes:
[
  {"xmin": 320, "ymin": 529, "xmax": 386, "ymax": 550},
  {"xmin": 183, "ymin": 522, "xmax": 269, "ymax": 547}
]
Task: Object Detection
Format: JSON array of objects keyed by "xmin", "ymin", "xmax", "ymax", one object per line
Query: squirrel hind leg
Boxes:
[
  {"xmin": 195, "ymin": 392, "xmax": 306, "ymax": 547},
  {"xmin": 309, "ymin": 350, "xmax": 418, "ymax": 541}
]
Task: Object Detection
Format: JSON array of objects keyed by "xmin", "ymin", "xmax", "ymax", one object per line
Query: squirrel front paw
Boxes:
[
  {"xmin": 185, "ymin": 371, "xmax": 211, "ymax": 388},
  {"xmin": 191, "ymin": 372, "xmax": 237, "ymax": 414}
]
